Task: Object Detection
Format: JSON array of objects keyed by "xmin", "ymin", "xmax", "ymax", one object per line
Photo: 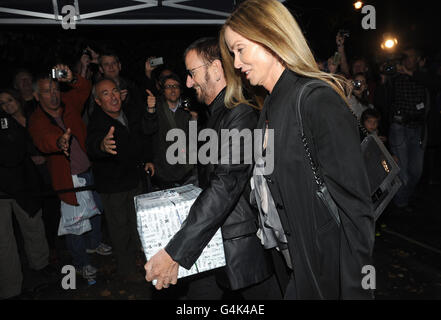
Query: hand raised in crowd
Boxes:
[
  {"xmin": 100, "ymin": 126, "xmax": 117, "ymax": 155},
  {"xmin": 397, "ymin": 64, "xmax": 414, "ymax": 77},
  {"xmin": 146, "ymin": 89, "xmax": 156, "ymax": 113},
  {"xmin": 145, "ymin": 56, "xmax": 157, "ymax": 79},
  {"xmin": 145, "ymin": 249, "xmax": 179, "ymax": 290},
  {"xmin": 120, "ymin": 89, "xmax": 128, "ymax": 102},
  {"xmin": 336, "ymin": 32, "xmax": 345, "ymax": 49},
  {"xmin": 53, "ymin": 64, "xmax": 73, "ymax": 83},
  {"xmin": 57, "ymin": 128, "xmax": 72, "ymax": 157},
  {"xmin": 144, "ymin": 162, "xmax": 155, "ymax": 177},
  {"xmin": 86, "ymin": 46, "xmax": 100, "ymax": 64}
]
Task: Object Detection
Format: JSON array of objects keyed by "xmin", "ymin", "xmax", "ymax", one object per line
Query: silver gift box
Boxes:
[{"xmin": 134, "ymin": 184, "xmax": 226, "ymax": 279}]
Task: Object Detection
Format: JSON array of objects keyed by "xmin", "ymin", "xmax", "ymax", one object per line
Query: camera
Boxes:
[
  {"xmin": 181, "ymin": 98, "xmax": 192, "ymax": 110},
  {"xmin": 352, "ymin": 80, "xmax": 363, "ymax": 90},
  {"xmin": 149, "ymin": 57, "xmax": 164, "ymax": 67},
  {"xmin": 51, "ymin": 68, "xmax": 68, "ymax": 80},
  {"xmin": 82, "ymin": 49, "xmax": 93, "ymax": 60},
  {"xmin": 380, "ymin": 61, "xmax": 398, "ymax": 76}
]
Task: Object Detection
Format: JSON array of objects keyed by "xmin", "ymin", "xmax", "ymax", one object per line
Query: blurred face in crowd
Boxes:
[
  {"xmin": 163, "ymin": 79, "xmax": 181, "ymax": 106},
  {"xmin": 352, "ymin": 59, "xmax": 368, "ymax": 75},
  {"xmin": 364, "ymin": 116, "xmax": 379, "ymax": 134},
  {"xmin": 0, "ymin": 92, "xmax": 21, "ymax": 116},
  {"xmin": 35, "ymin": 79, "xmax": 61, "ymax": 112},
  {"xmin": 185, "ymin": 50, "xmax": 218, "ymax": 105},
  {"xmin": 353, "ymin": 74, "xmax": 367, "ymax": 98},
  {"xmin": 99, "ymin": 55, "xmax": 121, "ymax": 80},
  {"xmin": 94, "ymin": 80, "xmax": 122, "ymax": 118},
  {"xmin": 14, "ymin": 72, "xmax": 33, "ymax": 98},
  {"xmin": 224, "ymin": 26, "xmax": 280, "ymax": 92},
  {"xmin": 403, "ymin": 49, "xmax": 419, "ymax": 72}
]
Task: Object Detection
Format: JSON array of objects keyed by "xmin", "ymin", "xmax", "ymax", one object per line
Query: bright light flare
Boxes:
[{"xmin": 354, "ymin": 1, "xmax": 363, "ymax": 10}]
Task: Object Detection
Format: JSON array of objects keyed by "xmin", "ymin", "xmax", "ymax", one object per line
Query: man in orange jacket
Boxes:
[{"xmin": 28, "ymin": 63, "xmax": 111, "ymax": 280}]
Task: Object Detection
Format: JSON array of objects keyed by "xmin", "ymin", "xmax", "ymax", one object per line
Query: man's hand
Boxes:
[
  {"xmin": 397, "ymin": 64, "xmax": 413, "ymax": 77},
  {"xmin": 145, "ymin": 57, "xmax": 157, "ymax": 79},
  {"xmin": 146, "ymin": 89, "xmax": 156, "ymax": 113},
  {"xmin": 56, "ymin": 128, "xmax": 72, "ymax": 157},
  {"xmin": 145, "ymin": 162, "xmax": 155, "ymax": 176},
  {"xmin": 86, "ymin": 46, "xmax": 100, "ymax": 64},
  {"xmin": 144, "ymin": 249, "xmax": 179, "ymax": 290},
  {"xmin": 100, "ymin": 126, "xmax": 117, "ymax": 155},
  {"xmin": 31, "ymin": 155, "xmax": 46, "ymax": 165},
  {"xmin": 336, "ymin": 32, "xmax": 345, "ymax": 50},
  {"xmin": 120, "ymin": 89, "xmax": 128, "ymax": 102},
  {"xmin": 53, "ymin": 64, "xmax": 73, "ymax": 83}
]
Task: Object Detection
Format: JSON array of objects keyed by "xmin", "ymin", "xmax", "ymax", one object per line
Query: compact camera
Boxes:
[
  {"xmin": 352, "ymin": 80, "xmax": 363, "ymax": 90},
  {"xmin": 51, "ymin": 69, "xmax": 68, "ymax": 80},
  {"xmin": 149, "ymin": 57, "xmax": 164, "ymax": 67}
]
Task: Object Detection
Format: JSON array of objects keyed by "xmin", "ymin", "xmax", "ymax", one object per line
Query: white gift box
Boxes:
[{"xmin": 135, "ymin": 185, "xmax": 226, "ymax": 279}]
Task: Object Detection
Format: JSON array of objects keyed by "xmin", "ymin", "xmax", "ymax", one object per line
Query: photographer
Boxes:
[
  {"xmin": 28, "ymin": 64, "xmax": 111, "ymax": 281},
  {"xmin": 143, "ymin": 73, "xmax": 198, "ymax": 189},
  {"xmin": 375, "ymin": 47, "xmax": 440, "ymax": 214},
  {"xmin": 0, "ymin": 107, "xmax": 53, "ymax": 299},
  {"xmin": 348, "ymin": 73, "xmax": 374, "ymax": 120}
]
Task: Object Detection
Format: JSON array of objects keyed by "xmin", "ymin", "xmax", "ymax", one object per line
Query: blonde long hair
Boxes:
[{"xmin": 219, "ymin": 0, "xmax": 350, "ymax": 109}]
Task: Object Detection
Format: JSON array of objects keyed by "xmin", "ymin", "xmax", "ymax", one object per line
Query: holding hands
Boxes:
[{"xmin": 144, "ymin": 249, "xmax": 179, "ymax": 290}]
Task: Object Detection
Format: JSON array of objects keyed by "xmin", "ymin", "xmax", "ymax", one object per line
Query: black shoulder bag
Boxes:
[{"xmin": 297, "ymin": 80, "xmax": 402, "ymax": 221}]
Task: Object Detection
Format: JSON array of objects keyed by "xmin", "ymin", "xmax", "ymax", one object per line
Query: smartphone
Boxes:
[{"xmin": 149, "ymin": 57, "xmax": 164, "ymax": 67}]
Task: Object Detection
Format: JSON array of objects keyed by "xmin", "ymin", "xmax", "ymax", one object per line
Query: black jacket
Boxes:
[
  {"xmin": 143, "ymin": 97, "xmax": 194, "ymax": 185},
  {"xmin": 261, "ymin": 70, "xmax": 375, "ymax": 299},
  {"xmin": 86, "ymin": 104, "xmax": 156, "ymax": 194},
  {"xmin": 0, "ymin": 113, "xmax": 43, "ymax": 216},
  {"xmin": 165, "ymin": 89, "xmax": 273, "ymax": 290}
]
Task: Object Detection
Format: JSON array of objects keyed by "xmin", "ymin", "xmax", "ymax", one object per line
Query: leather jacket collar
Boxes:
[{"xmin": 207, "ymin": 87, "xmax": 226, "ymax": 116}]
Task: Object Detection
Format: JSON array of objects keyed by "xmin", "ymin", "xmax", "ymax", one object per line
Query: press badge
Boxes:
[
  {"xmin": 1, "ymin": 118, "xmax": 8, "ymax": 130},
  {"xmin": 416, "ymin": 103, "xmax": 425, "ymax": 110}
]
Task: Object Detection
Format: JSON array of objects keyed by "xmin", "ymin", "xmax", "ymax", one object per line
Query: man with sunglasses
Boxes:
[
  {"xmin": 144, "ymin": 73, "xmax": 198, "ymax": 189},
  {"xmin": 145, "ymin": 37, "xmax": 280, "ymax": 300}
]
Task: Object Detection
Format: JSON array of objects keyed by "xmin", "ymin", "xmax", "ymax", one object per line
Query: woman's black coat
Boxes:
[{"xmin": 260, "ymin": 70, "xmax": 375, "ymax": 299}]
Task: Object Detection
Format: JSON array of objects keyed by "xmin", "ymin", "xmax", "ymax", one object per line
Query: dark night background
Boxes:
[
  {"xmin": 1, "ymin": 0, "xmax": 440, "ymax": 89},
  {"xmin": 1, "ymin": 1, "xmax": 441, "ymax": 302}
]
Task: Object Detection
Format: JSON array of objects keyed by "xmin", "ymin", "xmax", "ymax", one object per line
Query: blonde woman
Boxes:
[{"xmin": 220, "ymin": 0, "xmax": 375, "ymax": 299}]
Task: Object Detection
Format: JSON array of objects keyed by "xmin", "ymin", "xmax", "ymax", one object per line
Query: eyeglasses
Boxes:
[
  {"xmin": 186, "ymin": 63, "xmax": 209, "ymax": 79},
  {"xmin": 164, "ymin": 84, "xmax": 180, "ymax": 90}
]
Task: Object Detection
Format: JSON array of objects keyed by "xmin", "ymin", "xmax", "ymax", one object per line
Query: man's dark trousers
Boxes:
[{"xmin": 99, "ymin": 184, "xmax": 142, "ymax": 276}]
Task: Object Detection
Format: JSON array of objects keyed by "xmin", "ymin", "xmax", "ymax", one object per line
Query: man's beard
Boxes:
[{"xmin": 196, "ymin": 70, "xmax": 210, "ymax": 104}]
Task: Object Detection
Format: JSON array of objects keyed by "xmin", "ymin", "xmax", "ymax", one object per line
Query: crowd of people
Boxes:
[{"xmin": 1, "ymin": 0, "xmax": 441, "ymax": 300}]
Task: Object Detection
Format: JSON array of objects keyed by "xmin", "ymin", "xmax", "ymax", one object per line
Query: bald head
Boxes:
[{"xmin": 93, "ymin": 79, "xmax": 122, "ymax": 118}]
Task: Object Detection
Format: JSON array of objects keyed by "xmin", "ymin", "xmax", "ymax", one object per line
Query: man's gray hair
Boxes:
[{"xmin": 92, "ymin": 78, "xmax": 120, "ymax": 99}]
